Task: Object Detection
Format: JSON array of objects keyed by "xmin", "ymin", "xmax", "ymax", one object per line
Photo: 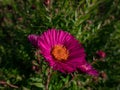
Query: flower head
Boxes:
[{"xmin": 28, "ymin": 29, "xmax": 98, "ymax": 76}]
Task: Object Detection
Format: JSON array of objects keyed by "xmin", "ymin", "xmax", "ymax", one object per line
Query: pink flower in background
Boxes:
[
  {"xmin": 96, "ymin": 50, "xmax": 106, "ymax": 58},
  {"xmin": 28, "ymin": 29, "xmax": 99, "ymax": 76}
]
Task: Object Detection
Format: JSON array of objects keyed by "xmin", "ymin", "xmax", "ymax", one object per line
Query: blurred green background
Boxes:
[{"xmin": 0, "ymin": 0, "xmax": 120, "ymax": 89}]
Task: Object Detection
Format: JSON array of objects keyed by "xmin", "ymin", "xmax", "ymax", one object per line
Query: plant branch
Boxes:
[
  {"xmin": 0, "ymin": 80, "xmax": 18, "ymax": 89},
  {"xmin": 45, "ymin": 68, "xmax": 52, "ymax": 90}
]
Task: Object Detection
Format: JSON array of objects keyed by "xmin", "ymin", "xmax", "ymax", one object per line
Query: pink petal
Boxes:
[
  {"xmin": 53, "ymin": 62, "xmax": 76, "ymax": 73},
  {"xmin": 78, "ymin": 63, "xmax": 99, "ymax": 76},
  {"xmin": 28, "ymin": 34, "xmax": 38, "ymax": 47}
]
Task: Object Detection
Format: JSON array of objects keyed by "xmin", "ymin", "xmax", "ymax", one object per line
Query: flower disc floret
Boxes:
[{"xmin": 51, "ymin": 45, "xmax": 69, "ymax": 61}]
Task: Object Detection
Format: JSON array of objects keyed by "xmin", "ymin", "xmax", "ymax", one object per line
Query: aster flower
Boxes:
[{"xmin": 28, "ymin": 29, "xmax": 99, "ymax": 76}]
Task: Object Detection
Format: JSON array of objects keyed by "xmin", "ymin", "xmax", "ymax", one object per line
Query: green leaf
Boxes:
[
  {"xmin": 30, "ymin": 82, "xmax": 44, "ymax": 88},
  {"xmin": 22, "ymin": 87, "xmax": 30, "ymax": 90}
]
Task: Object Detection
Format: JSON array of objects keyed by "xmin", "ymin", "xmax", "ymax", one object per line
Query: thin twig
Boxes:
[
  {"xmin": 45, "ymin": 68, "xmax": 52, "ymax": 90},
  {"xmin": 0, "ymin": 80, "xmax": 18, "ymax": 89}
]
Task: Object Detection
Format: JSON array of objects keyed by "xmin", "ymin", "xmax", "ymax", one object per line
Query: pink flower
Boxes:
[
  {"xmin": 28, "ymin": 29, "xmax": 99, "ymax": 76},
  {"xmin": 96, "ymin": 50, "xmax": 106, "ymax": 58}
]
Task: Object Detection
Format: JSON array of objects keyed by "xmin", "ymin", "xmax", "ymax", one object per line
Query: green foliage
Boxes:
[{"xmin": 0, "ymin": 0, "xmax": 120, "ymax": 89}]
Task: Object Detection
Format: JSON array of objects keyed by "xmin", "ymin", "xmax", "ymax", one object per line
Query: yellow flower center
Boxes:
[{"xmin": 51, "ymin": 45, "xmax": 69, "ymax": 61}]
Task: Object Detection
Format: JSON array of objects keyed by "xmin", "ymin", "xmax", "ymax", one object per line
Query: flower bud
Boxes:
[
  {"xmin": 31, "ymin": 5, "xmax": 36, "ymax": 10},
  {"xmin": 44, "ymin": 0, "xmax": 50, "ymax": 6},
  {"xmin": 96, "ymin": 50, "xmax": 106, "ymax": 58},
  {"xmin": 100, "ymin": 71, "xmax": 107, "ymax": 80}
]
